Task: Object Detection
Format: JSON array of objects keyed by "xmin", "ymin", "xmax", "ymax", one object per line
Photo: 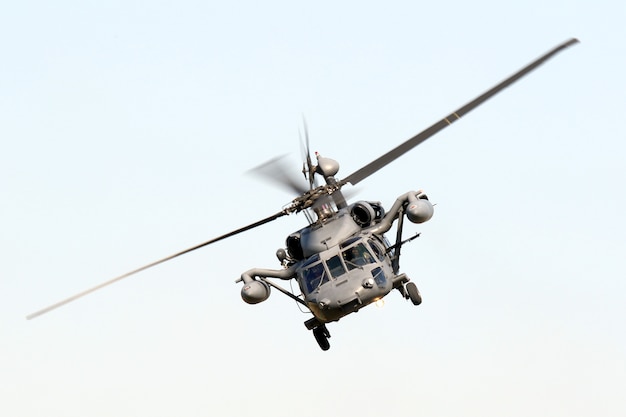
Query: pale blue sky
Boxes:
[{"xmin": 2, "ymin": 1, "xmax": 625, "ymax": 416}]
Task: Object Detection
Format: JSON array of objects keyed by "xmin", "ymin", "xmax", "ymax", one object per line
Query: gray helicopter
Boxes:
[
  {"xmin": 240, "ymin": 146, "xmax": 434, "ymax": 350},
  {"xmin": 27, "ymin": 38, "xmax": 578, "ymax": 351}
]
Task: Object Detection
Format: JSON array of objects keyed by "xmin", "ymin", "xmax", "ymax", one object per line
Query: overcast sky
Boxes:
[{"xmin": 2, "ymin": 1, "xmax": 625, "ymax": 417}]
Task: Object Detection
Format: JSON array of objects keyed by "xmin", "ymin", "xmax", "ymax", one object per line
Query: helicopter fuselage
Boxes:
[
  {"xmin": 239, "ymin": 191, "xmax": 433, "ymax": 329},
  {"xmin": 296, "ymin": 231, "xmax": 397, "ymax": 323}
]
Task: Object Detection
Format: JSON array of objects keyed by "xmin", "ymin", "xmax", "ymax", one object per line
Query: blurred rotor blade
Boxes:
[
  {"xmin": 26, "ymin": 210, "xmax": 289, "ymax": 320},
  {"xmin": 301, "ymin": 118, "xmax": 316, "ymax": 190},
  {"xmin": 247, "ymin": 154, "xmax": 309, "ymax": 196},
  {"xmin": 343, "ymin": 38, "xmax": 579, "ymax": 185}
]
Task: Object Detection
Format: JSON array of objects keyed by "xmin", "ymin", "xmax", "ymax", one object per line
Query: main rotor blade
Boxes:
[
  {"xmin": 248, "ymin": 154, "xmax": 309, "ymax": 195},
  {"xmin": 343, "ymin": 38, "xmax": 579, "ymax": 185},
  {"xmin": 26, "ymin": 210, "xmax": 289, "ymax": 320},
  {"xmin": 301, "ymin": 118, "xmax": 316, "ymax": 190}
]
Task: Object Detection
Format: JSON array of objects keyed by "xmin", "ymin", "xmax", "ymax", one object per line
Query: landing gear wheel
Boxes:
[
  {"xmin": 406, "ymin": 282, "xmax": 422, "ymax": 305},
  {"xmin": 313, "ymin": 325, "xmax": 331, "ymax": 351}
]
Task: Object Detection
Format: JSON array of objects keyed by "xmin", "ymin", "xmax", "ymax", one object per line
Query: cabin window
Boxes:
[
  {"xmin": 325, "ymin": 255, "xmax": 346, "ymax": 278},
  {"xmin": 342, "ymin": 243, "xmax": 375, "ymax": 271},
  {"xmin": 301, "ymin": 262, "xmax": 329, "ymax": 293}
]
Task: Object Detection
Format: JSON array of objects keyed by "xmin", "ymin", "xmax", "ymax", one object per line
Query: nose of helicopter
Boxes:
[{"xmin": 338, "ymin": 282, "xmax": 389, "ymax": 313}]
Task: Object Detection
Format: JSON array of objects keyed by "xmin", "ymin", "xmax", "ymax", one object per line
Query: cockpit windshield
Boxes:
[
  {"xmin": 300, "ymin": 262, "xmax": 329, "ymax": 293},
  {"xmin": 341, "ymin": 242, "xmax": 375, "ymax": 271},
  {"xmin": 326, "ymin": 255, "xmax": 346, "ymax": 278},
  {"xmin": 298, "ymin": 240, "xmax": 379, "ymax": 294}
]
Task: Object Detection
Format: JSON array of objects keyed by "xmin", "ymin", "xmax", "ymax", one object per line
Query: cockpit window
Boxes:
[
  {"xmin": 300, "ymin": 254, "xmax": 319, "ymax": 269},
  {"xmin": 339, "ymin": 236, "xmax": 361, "ymax": 249},
  {"xmin": 342, "ymin": 243, "xmax": 375, "ymax": 270},
  {"xmin": 382, "ymin": 236, "xmax": 395, "ymax": 258},
  {"xmin": 325, "ymin": 255, "xmax": 346, "ymax": 278},
  {"xmin": 368, "ymin": 239, "xmax": 386, "ymax": 261},
  {"xmin": 300, "ymin": 262, "xmax": 328, "ymax": 293}
]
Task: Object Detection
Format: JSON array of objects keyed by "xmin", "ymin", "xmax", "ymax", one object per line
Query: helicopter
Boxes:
[{"xmin": 27, "ymin": 38, "xmax": 579, "ymax": 350}]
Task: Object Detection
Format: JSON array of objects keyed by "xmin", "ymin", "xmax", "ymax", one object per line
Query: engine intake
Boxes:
[
  {"xmin": 351, "ymin": 202, "xmax": 376, "ymax": 226},
  {"xmin": 286, "ymin": 233, "xmax": 304, "ymax": 260},
  {"xmin": 351, "ymin": 201, "xmax": 384, "ymax": 227}
]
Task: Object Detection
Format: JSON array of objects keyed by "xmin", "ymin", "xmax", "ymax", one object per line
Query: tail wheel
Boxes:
[{"xmin": 406, "ymin": 282, "xmax": 422, "ymax": 305}]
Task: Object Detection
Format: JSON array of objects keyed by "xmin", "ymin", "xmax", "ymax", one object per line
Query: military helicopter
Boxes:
[{"xmin": 27, "ymin": 38, "xmax": 578, "ymax": 350}]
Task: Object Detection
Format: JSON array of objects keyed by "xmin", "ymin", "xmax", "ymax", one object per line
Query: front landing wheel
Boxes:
[
  {"xmin": 313, "ymin": 325, "xmax": 331, "ymax": 351},
  {"xmin": 406, "ymin": 282, "xmax": 422, "ymax": 305}
]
